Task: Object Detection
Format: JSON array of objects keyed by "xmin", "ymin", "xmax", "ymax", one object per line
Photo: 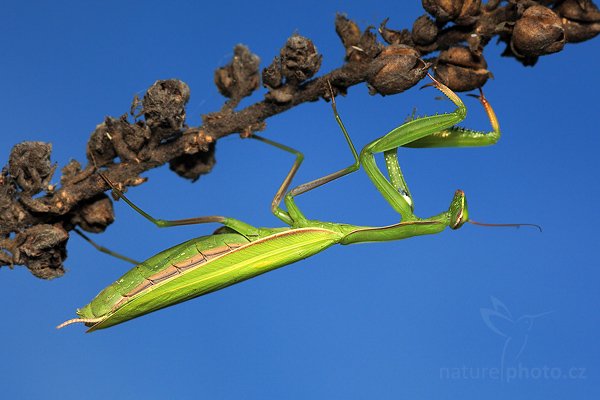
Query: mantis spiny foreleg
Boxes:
[{"xmin": 360, "ymin": 74, "xmax": 502, "ymax": 222}]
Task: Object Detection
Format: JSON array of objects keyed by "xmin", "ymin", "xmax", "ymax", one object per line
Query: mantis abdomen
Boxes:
[{"xmin": 76, "ymin": 228, "xmax": 341, "ymax": 331}]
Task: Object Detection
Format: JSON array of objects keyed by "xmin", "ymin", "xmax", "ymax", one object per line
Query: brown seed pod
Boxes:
[
  {"xmin": 214, "ymin": 45, "xmax": 260, "ymax": 100},
  {"xmin": 335, "ymin": 14, "xmax": 361, "ymax": 51},
  {"xmin": 336, "ymin": 14, "xmax": 385, "ymax": 62},
  {"xmin": 511, "ymin": 5, "xmax": 565, "ymax": 57},
  {"xmin": 421, "ymin": 0, "xmax": 481, "ymax": 25},
  {"xmin": 8, "ymin": 142, "xmax": 56, "ymax": 195},
  {"xmin": 349, "ymin": 28, "xmax": 385, "ymax": 62},
  {"xmin": 69, "ymin": 194, "xmax": 115, "ymax": 233},
  {"xmin": 280, "ymin": 34, "xmax": 322, "ymax": 84},
  {"xmin": 104, "ymin": 116, "xmax": 152, "ymax": 160},
  {"xmin": 367, "ymin": 45, "xmax": 428, "ymax": 95},
  {"xmin": 144, "ymin": 79, "xmax": 191, "ymax": 131},
  {"xmin": 379, "ymin": 18, "xmax": 413, "ymax": 46},
  {"xmin": 169, "ymin": 142, "xmax": 216, "ymax": 182},
  {"xmin": 14, "ymin": 224, "xmax": 68, "ymax": 279},
  {"xmin": 87, "ymin": 122, "xmax": 117, "ymax": 167},
  {"xmin": 262, "ymin": 56, "xmax": 283, "ymax": 89},
  {"xmin": 87, "ymin": 115, "xmax": 152, "ymax": 164},
  {"xmin": 554, "ymin": 0, "xmax": 600, "ymax": 43},
  {"xmin": 435, "ymin": 46, "xmax": 491, "ymax": 92},
  {"xmin": 412, "ymin": 14, "xmax": 438, "ymax": 45},
  {"xmin": 0, "ymin": 174, "xmax": 28, "ymax": 236}
]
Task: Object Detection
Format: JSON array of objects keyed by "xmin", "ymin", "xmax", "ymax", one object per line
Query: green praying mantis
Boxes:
[{"xmin": 58, "ymin": 74, "xmax": 532, "ymax": 332}]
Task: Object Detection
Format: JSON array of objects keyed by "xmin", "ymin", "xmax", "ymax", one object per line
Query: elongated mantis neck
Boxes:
[{"xmin": 338, "ymin": 212, "xmax": 451, "ymax": 245}]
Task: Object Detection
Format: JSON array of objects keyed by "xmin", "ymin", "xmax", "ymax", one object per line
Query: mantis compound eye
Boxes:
[{"xmin": 449, "ymin": 190, "xmax": 469, "ymax": 230}]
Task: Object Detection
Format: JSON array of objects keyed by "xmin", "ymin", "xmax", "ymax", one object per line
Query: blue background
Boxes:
[{"xmin": 1, "ymin": 1, "xmax": 598, "ymax": 398}]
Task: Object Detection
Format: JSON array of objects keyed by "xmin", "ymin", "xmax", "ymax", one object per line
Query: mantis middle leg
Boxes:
[{"xmin": 253, "ymin": 82, "xmax": 360, "ymax": 226}]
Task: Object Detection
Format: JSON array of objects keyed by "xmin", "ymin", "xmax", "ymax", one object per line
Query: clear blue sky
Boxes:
[{"xmin": 1, "ymin": 1, "xmax": 599, "ymax": 399}]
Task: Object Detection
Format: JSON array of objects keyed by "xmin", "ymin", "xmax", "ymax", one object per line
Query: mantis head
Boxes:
[
  {"xmin": 449, "ymin": 190, "xmax": 469, "ymax": 230},
  {"xmin": 451, "ymin": 191, "xmax": 543, "ymax": 232}
]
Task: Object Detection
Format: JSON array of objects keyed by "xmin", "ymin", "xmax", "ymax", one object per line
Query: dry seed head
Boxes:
[
  {"xmin": 367, "ymin": 45, "xmax": 427, "ymax": 95},
  {"xmin": 554, "ymin": 0, "xmax": 600, "ymax": 43},
  {"xmin": 412, "ymin": 14, "xmax": 438, "ymax": 45},
  {"xmin": 422, "ymin": 0, "xmax": 481, "ymax": 25},
  {"xmin": 8, "ymin": 142, "xmax": 56, "ymax": 195},
  {"xmin": 144, "ymin": 79, "xmax": 190, "ymax": 130},
  {"xmin": 435, "ymin": 46, "xmax": 491, "ymax": 92},
  {"xmin": 511, "ymin": 6, "xmax": 565, "ymax": 57},
  {"xmin": 214, "ymin": 45, "xmax": 260, "ymax": 99},
  {"xmin": 280, "ymin": 34, "xmax": 322, "ymax": 84}
]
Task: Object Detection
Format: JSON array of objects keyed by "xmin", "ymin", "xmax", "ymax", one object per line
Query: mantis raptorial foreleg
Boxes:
[
  {"xmin": 403, "ymin": 87, "xmax": 500, "ymax": 148},
  {"xmin": 359, "ymin": 74, "xmax": 502, "ymax": 222}
]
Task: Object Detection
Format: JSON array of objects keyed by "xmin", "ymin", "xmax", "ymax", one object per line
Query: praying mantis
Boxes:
[{"xmin": 58, "ymin": 74, "xmax": 525, "ymax": 332}]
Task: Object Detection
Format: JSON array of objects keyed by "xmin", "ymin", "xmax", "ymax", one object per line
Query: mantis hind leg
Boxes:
[
  {"xmin": 73, "ymin": 228, "xmax": 141, "ymax": 265},
  {"xmin": 94, "ymin": 171, "xmax": 258, "ymax": 236},
  {"xmin": 252, "ymin": 82, "xmax": 360, "ymax": 226}
]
